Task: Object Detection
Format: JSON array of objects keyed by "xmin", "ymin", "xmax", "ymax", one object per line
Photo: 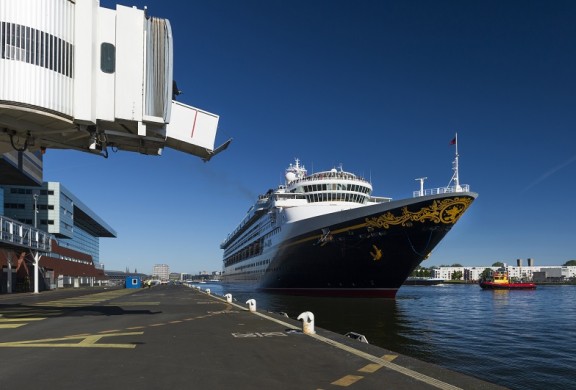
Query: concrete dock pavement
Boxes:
[{"xmin": 0, "ymin": 285, "xmax": 508, "ymax": 389}]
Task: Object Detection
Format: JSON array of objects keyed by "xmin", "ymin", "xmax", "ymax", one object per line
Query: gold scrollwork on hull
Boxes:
[{"xmin": 365, "ymin": 197, "xmax": 474, "ymax": 229}]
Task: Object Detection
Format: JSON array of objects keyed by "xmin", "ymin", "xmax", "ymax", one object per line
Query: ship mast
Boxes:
[
  {"xmin": 415, "ymin": 177, "xmax": 427, "ymax": 196},
  {"xmin": 448, "ymin": 133, "xmax": 462, "ymax": 192}
]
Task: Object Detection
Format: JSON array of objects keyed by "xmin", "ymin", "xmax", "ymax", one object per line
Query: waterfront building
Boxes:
[
  {"xmin": 1, "ymin": 182, "xmax": 116, "ymax": 292},
  {"xmin": 104, "ymin": 269, "xmax": 148, "ymax": 286},
  {"xmin": 180, "ymin": 273, "xmax": 193, "ymax": 282},
  {"xmin": 433, "ymin": 265, "xmax": 576, "ymax": 282},
  {"xmin": 1, "ymin": 182, "xmax": 115, "ymax": 267},
  {"xmin": 153, "ymin": 264, "xmax": 170, "ymax": 281}
]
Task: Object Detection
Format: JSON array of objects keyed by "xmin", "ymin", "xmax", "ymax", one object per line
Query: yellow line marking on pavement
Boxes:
[
  {"xmin": 207, "ymin": 293, "xmax": 463, "ymax": 390},
  {"xmin": 126, "ymin": 326, "xmax": 145, "ymax": 330},
  {"xmin": 0, "ymin": 332, "xmax": 143, "ymax": 349},
  {"xmin": 0, "ymin": 317, "xmax": 45, "ymax": 322},
  {"xmin": 170, "ymin": 320, "xmax": 182, "ymax": 324},
  {"xmin": 358, "ymin": 354, "xmax": 398, "ymax": 373},
  {"xmin": 358, "ymin": 363, "xmax": 382, "ymax": 373},
  {"xmin": 331, "ymin": 375, "xmax": 364, "ymax": 386},
  {"xmin": 99, "ymin": 329, "xmax": 121, "ymax": 334},
  {"xmin": 150, "ymin": 323, "xmax": 165, "ymax": 327},
  {"xmin": 0, "ymin": 317, "xmax": 47, "ymax": 329}
]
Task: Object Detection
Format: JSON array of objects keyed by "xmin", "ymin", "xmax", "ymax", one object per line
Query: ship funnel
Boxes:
[
  {"xmin": 225, "ymin": 293, "xmax": 232, "ymax": 303},
  {"xmin": 297, "ymin": 311, "xmax": 316, "ymax": 334},
  {"xmin": 246, "ymin": 299, "xmax": 257, "ymax": 312},
  {"xmin": 527, "ymin": 258, "xmax": 534, "ymax": 266},
  {"xmin": 517, "ymin": 259, "xmax": 522, "ymax": 267}
]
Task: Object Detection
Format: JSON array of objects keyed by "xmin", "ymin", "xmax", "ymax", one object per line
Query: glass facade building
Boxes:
[{"xmin": 1, "ymin": 182, "xmax": 116, "ymax": 267}]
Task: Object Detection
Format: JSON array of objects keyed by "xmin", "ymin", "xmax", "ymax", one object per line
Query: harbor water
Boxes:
[{"xmin": 199, "ymin": 282, "xmax": 575, "ymax": 390}]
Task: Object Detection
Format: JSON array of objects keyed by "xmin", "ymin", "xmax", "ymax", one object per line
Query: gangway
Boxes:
[{"xmin": 0, "ymin": 0, "xmax": 231, "ymax": 162}]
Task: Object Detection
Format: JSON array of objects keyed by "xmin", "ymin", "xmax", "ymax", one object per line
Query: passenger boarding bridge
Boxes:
[{"xmin": 0, "ymin": 0, "xmax": 231, "ymax": 165}]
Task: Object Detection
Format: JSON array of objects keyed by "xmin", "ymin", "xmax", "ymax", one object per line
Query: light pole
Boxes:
[{"xmin": 33, "ymin": 193, "xmax": 38, "ymax": 228}]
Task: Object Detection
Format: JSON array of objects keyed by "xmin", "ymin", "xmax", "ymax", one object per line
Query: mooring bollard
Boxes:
[
  {"xmin": 205, "ymin": 288, "xmax": 211, "ymax": 295},
  {"xmin": 297, "ymin": 311, "xmax": 316, "ymax": 334},
  {"xmin": 246, "ymin": 299, "xmax": 256, "ymax": 312},
  {"xmin": 224, "ymin": 293, "xmax": 232, "ymax": 303}
]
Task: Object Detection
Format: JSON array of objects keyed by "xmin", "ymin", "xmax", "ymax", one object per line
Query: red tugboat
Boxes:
[{"xmin": 479, "ymin": 269, "xmax": 536, "ymax": 290}]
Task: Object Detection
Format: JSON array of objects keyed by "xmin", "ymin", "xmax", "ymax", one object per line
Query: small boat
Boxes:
[{"xmin": 479, "ymin": 269, "xmax": 536, "ymax": 290}]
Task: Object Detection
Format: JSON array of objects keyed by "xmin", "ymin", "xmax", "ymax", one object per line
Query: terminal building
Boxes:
[{"xmin": 0, "ymin": 181, "xmax": 115, "ymax": 292}]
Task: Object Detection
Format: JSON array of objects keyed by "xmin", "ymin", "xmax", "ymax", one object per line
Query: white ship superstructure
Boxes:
[{"xmin": 221, "ymin": 159, "xmax": 390, "ymax": 281}]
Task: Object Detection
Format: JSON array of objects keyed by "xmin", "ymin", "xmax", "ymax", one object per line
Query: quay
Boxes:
[{"xmin": 0, "ymin": 285, "xmax": 507, "ymax": 389}]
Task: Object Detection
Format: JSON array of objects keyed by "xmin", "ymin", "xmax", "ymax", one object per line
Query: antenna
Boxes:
[{"xmin": 415, "ymin": 177, "xmax": 427, "ymax": 196}]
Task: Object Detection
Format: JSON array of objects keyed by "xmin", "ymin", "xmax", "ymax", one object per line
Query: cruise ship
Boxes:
[{"xmin": 221, "ymin": 146, "xmax": 477, "ymax": 298}]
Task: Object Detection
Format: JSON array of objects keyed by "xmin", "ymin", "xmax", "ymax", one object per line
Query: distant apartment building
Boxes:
[
  {"xmin": 153, "ymin": 264, "xmax": 170, "ymax": 281},
  {"xmin": 433, "ymin": 264, "xmax": 576, "ymax": 282}
]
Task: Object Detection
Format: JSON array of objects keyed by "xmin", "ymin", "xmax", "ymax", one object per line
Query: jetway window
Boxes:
[
  {"xmin": 100, "ymin": 42, "xmax": 115, "ymax": 74},
  {"xmin": 0, "ymin": 22, "xmax": 73, "ymax": 77}
]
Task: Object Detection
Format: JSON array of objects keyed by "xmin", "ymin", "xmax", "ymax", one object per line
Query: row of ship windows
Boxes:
[
  {"xmin": 300, "ymin": 184, "xmax": 370, "ymax": 194},
  {"xmin": 305, "ymin": 193, "xmax": 367, "ymax": 203},
  {"xmin": 225, "ymin": 224, "xmax": 261, "ymax": 255},
  {"xmin": 233, "ymin": 259, "xmax": 271, "ymax": 272},
  {"xmin": 224, "ymin": 226, "xmax": 281, "ymax": 268},
  {"xmin": 224, "ymin": 238, "xmax": 264, "ymax": 268},
  {"xmin": 225, "ymin": 218, "xmax": 278, "ymax": 257}
]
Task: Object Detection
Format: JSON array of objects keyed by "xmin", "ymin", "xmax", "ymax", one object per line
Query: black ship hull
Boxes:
[{"xmin": 224, "ymin": 193, "xmax": 476, "ymax": 298}]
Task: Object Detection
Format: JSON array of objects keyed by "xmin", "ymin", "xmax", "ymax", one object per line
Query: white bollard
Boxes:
[
  {"xmin": 205, "ymin": 288, "xmax": 211, "ymax": 295},
  {"xmin": 246, "ymin": 299, "xmax": 256, "ymax": 312},
  {"xmin": 224, "ymin": 293, "xmax": 232, "ymax": 303},
  {"xmin": 297, "ymin": 311, "xmax": 316, "ymax": 334}
]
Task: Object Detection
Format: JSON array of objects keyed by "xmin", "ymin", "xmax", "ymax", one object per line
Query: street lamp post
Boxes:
[
  {"xmin": 32, "ymin": 192, "xmax": 41, "ymax": 294},
  {"xmin": 33, "ymin": 193, "xmax": 39, "ymax": 228}
]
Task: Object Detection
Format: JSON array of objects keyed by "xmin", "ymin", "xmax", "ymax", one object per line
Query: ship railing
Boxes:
[
  {"xmin": 368, "ymin": 196, "xmax": 392, "ymax": 203},
  {"xmin": 288, "ymin": 172, "xmax": 370, "ymax": 186},
  {"xmin": 0, "ymin": 216, "xmax": 52, "ymax": 252},
  {"xmin": 413, "ymin": 184, "xmax": 470, "ymax": 198}
]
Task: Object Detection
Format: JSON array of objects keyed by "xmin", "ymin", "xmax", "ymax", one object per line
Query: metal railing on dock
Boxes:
[
  {"xmin": 413, "ymin": 184, "xmax": 470, "ymax": 198},
  {"xmin": 0, "ymin": 216, "xmax": 52, "ymax": 252}
]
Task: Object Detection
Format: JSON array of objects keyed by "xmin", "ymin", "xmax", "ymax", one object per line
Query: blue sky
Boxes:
[{"xmin": 45, "ymin": 0, "xmax": 576, "ymax": 274}]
